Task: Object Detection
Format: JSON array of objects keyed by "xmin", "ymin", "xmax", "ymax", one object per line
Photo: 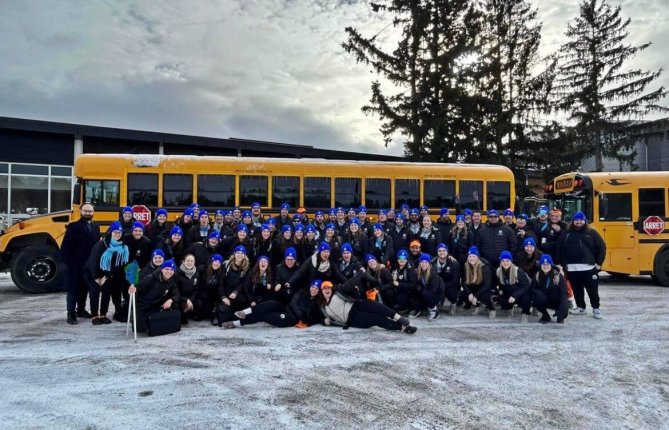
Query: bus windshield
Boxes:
[{"xmin": 547, "ymin": 189, "xmax": 593, "ymax": 222}]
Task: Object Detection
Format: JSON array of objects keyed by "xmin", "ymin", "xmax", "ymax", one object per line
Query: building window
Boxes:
[
  {"xmin": 11, "ymin": 175, "xmax": 48, "ymax": 215},
  {"xmin": 304, "ymin": 177, "xmax": 331, "ymax": 209}
]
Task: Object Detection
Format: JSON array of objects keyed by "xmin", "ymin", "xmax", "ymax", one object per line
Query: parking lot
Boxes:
[{"xmin": 0, "ymin": 273, "xmax": 667, "ymax": 430}]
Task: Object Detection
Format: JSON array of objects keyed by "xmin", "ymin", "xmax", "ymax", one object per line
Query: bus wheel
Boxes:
[
  {"xmin": 653, "ymin": 251, "xmax": 669, "ymax": 287},
  {"xmin": 606, "ymin": 272, "xmax": 630, "ymax": 279},
  {"xmin": 10, "ymin": 246, "xmax": 63, "ymax": 294}
]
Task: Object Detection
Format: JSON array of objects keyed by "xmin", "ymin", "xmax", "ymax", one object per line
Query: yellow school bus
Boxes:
[
  {"xmin": 544, "ymin": 171, "xmax": 669, "ymax": 286},
  {"xmin": 0, "ymin": 154, "xmax": 515, "ymax": 293}
]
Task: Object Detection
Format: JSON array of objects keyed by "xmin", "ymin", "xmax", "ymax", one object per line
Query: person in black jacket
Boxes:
[
  {"xmin": 145, "ymin": 208, "xmax": 170, "ymax": 247},
  {"xmin": 388, "ymin": 214, "xmax": 410, "ymax": 267},
  {"xmin": 432, "ymin": 243, "xmax": 461, "ymax": 315},
  {"xmin": 84, "ymin": 221, "xmax": 130, "ymax": 325},
  {"xmin": 391, "ymin": 250, "xmax": 416, "ymax": 312},
  {"xmin": 123, "ymin": 221, "xmax": 153, "ymax": 269},
  {"xmin": 194, "ymin": 254, "xmax": 225, "ymax": 321},
  {"xmin": 536, "ymin": 209, "xmax": 568, "ymax": 257},
  {"xmin": 286, "ymin": 241, "xmax": 347, "ymax": 290},
  {"xmin": 532, "ymin": 254, "xmax": 569, "ymax": 324},
  {"xmin": 477, "ymin": 209, "xmax": 516, "ymax": 268},
  {"xmin": 360, "ymin": 254, "xmax": 394, "ymax": 305},
  {"xmin": 496, "ymin": 251, "xmax": 532, "ymax": 322},
  {"xmin": 461, "ymin": 246, "xmax": 495, "ymax": 317},
  {"xmin": 344, "ymin": 219, "xmax": 369, "ymax": 262},
  {"xmin": 128, "ymin": 259, "xmax": 180, "ymax": 333},
  {"xmin": 338, "ymin": 243, "xmax": 363, "ymax": 280},
  {"xmin": 139, "ymin": 249, "xmax": 165, "ymax": 280},
  {"xmin": 513, "ymin": 214, "xmax": 537, "ymax": 252},
  {"xmin": 252, "ymin": 224, "xmax": 274, "ymax": 265},
  {"xmin": 185, "ymin": 210, "xmax": 212, "ymax": 249},
  {"xmin": 417, "ymin": 215, "xmax": 442, "ymax": 256},
  {"xmin": 369, "ymin": 223, "xmax": 394, "ymax": 266},
  {"xmin": 215, "ymin": 245, "xmax": 251, "ymax": 325},
  {"xmin": 435, "ymin": 208, "xmax": 453, "ymax": 239},
  {"xmin": 274, "ymin": 247, "xmax": 300, "ymax": 298},
  {"xmin": 184, "ymin": 231, "xmax": 220, "ymax": 267},
  {"xmin": 409, "ymin": 253, "xmax": 443, "ymax": 321},
  {"xmin": 448, "ymin": 215, "xmax": 473, "ymax": 265},
  {"xmin": 158, "ymin": 227, "xmax": 185, "ymax": 264},
  {"xmin": 61, "ymin": 202, "xmax": 100, "ymax": 324},
  {"xmin": 243, "ymin": 255, "xmax": 277, "ymax": 305},
  {"xmin": 118, "ymin": 206, "xmax": 134, "ymax": 235},
  {"xmin": 176, "ymin": 253, "xmax": 202, "ymax": 324},
  {"xmin": 556, "ymin": 211, "xmax": 606, "ymax": 319}
]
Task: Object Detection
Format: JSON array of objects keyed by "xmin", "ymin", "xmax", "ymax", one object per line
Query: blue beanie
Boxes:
[
  {"xmin": 468, "ymin": 246, "xmax": 479, "ymax": 256},
  {"xmin": 258, "ymin": 255, "xmax": 269, "ymax": 263},
  {"xmin": 436, "ymin": 243, "xmax": 448, "ymax": 252},
  {"xmin": 284, "ymin": 247, "xmax": 297, "ymax": 259},
  {"xmin": 503, "ymin": 209, "xmax": 514, "ymax": 217},
  {"xmin": 190, "ymin": 203, "xmax": 200, "ymax": 209},
  {"xmin": 199, "ymin": 210, "xmax": 209, "ymax": 219},
  {"xmin": 234, "ymin": 245, "xmax": 247, "ymax": 255},
  {"xmin": 280, "ymin": 203, "xmax": 290, "ymax": 210},
  {"xmin": 418, "ymin": 253, "xmax": 432, "ymax": 263},
  {"xmin": 108, "ymin": 221, "xmax": 123, "ymax": 233},
  {"xmin": 183, "ymin": 208, "xmax": 194, "ymax": 217},
  {"xmin": 488, "ymin": 209, "xmax": 499, "ymax": 217},
  {"xmin": 397, "ymin": 249, "xmax": 409, "ymax": 260},
  {"xmin": 211, "ymin": 254, "xmax": 224, "ymax": 264},
  {"xmin": 341, "ymin": 243, "xmax": 353, "ymax": 253},
  {"xmin": 365, "ymin": 254, "xmax": 377, "ymax": 263},
  {"xmin": 315, "ymin": 210, "xmax": 324, "ymax": 216},
  {"xmin": 161, "ymin": 259, "xmax": 176, "ymax": 270},
  {"xmin": 306, "ymin": 224, "xmax": 316, "ymax": 233},
  {"xmin": 456, "ymin": 215, "xmax": 465, "ymax": 223},
  {"xmin": 539, "ymin": 254, "xmax": 554, "ymax": 266},
  {"xmin": 400, "ymin": 204, "xmax": 409, "ymax": 210},
  {"xmin": 282, "ymin": 225, "xmax": 292, "ymax": 233},
  {"xmin": 572, "ymin": 211, "xmax": 586, "ymax": 221},
  {"xmin": 524, "ymin": 237, "xmax": 536, "ymax": 247},
  {"xmin": 325, "ymin": 223, "xmax": 336, "ymax": 231},
  {"xmin": 464, "ymin": 209, "xmax": 473, "ymax": 216},
  {"xmin": 215, "ymin": 209, "xmax": 224, "ymax": 216},
  {"xmin": 267, "ymin": 218, "xmax": 276, "ymax": 225},
  {"xmin": 410, "ymin": 208, "xmax": 419, "ymax": 215},
  {"xmin": 336, "ymin": 207, "xmax": 345, "ymax": 213},
  {"xmin": 131, "ymin": 221, "xmax": 145, "ymax": 231},
  {"xmin": 440, "ymin": 208, "xmax": 449, "ymax": 216},
  {"xmin": 122, "ymin": 206, "xmax": 132, "ymax": 214},
  {"xmin": 358, "ymin": 205, "xmax": 367, "ymax": 213},
  {"xmin": 379, "ymin": 209, "xmax": 387, "ymax": 216},
  {"xmin": 224, "ymin": 210, "xmax": 232, "ymax": 216},
  {"xmin": 261, "ymin": 224, "xmax": 271, "ymax": 232},
  {"xmin": 395, "ymin": 213, "xmax": 405, "ymax": 221},
  {"xmin": 349, "ymin": 218, "xmax": 360, "ymax": 225},
  {"xmin": 170, "ymin": 226, "xmax": 183, "ymax": 236},
  {"xmin": 156, "ymin": 208, "xmax": 168, "ymax": 217},
  {"xmin": 292, "ymin": 214, "xmax": 302, "ymax": 221},
  {"xmin": 242, "ymin": 210, "xmax": 252, "ymax": 218},
  {"xmin": 329, "ymin": 209, "xmax": 336, "ymax": 215},
  {"xmin": 517, "ymin": 213, "xmax": 529, "ymax": 221},
  {"xmin": 294, "ymin": 224, "xmax": 305, "ymax": 232},
  {"xmin": 251, "ymin": 202, "xmax": 261, "ymax": 208},
  {"xmin": 373, "ymin": 223, "xmax": 384, "ymax": 232},
  {"xmin": 499, "ymin": 250, "xmax": 513, "ymax": 261},
  {"xmin": 310, "ymin": 279, "xmax": 322, "ymax": 289},
  {"xmin": 236, "ymin": 225, "xmax": 249, "ymax": 233},
  {"xmin": 208, "ymin": 231, "xmax": 220, "ymax": 240},
  {"xmin": 318, "ymin": 242, "xmax": 331, "ymax": 252},
  {"xmin": 151, "ymin": 249, "xmax": 165, "ymax": 258}
]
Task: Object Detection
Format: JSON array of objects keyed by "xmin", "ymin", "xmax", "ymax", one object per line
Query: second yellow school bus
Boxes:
[
  {"xmin": 0, "ymin": 154, "xmax": 515, "ymax": 293},
  {"xmin": 545, "ymin": 171, "xmax": 669, "ymax": 287}
]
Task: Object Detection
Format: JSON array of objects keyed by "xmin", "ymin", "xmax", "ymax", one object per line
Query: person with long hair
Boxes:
[
  {"xmin": 461, "ymin": 246, "xmax": 496, "ymax": 318},
  {"xmin": 418, "ymin": 215, "xmax": 442, "ymax": 256},
  {"xmin": 252, "ymin": 224, "xmax": 274, "ymax": 266},
  {"xmin": 159, "ymin": 226, "xmax": 185, "ymax": 264},
  {"xmin": 214, "ymin": 245, "xmax": 251, "ymax": 325},
  {"xmin": 272, "ymin": 225, "xmax": 294, "ymax": 265},
  {"xmin": 274, "ymin": 247, "xmax": 300, "ymax": 298},
  {"xmin": 292, "ymin": 224, "xmax": 306, "ymax": 261},
  {"xmin": 318, "ymin": 274, "xmax": 417, "ymax": 334},
  {"xmin": 432, "ymin": 243, "xmax": 461, "ymax": 315},
  {"xmin": 368, "ymin": 223, "xmax": 394, "ymax": 266},
  {"xmin": 391, "ymin": 250, "xmax": 416, "ymax": 313},
  {"xmin": 338, "ymin": 243, "xmax": 362, "ymax": 280},
  {"xmin": 532, "ymin": 254, "xmax": 569, "ymax": 324},
  {"xmin": 140, "ymin": 249, "xmax": 165, "ymax": 280},
  {"xmin": 146, "ymin": 208, "xmax": 170, "ymax": 247},
  {"xmin": 448, "ymin": 215, "xmax": 473, "ymax": 265},
  {"xmin": 184, "ymin": 231, "xmax": 221, "ymax": 267},
  {"xmin": 176, "ymin": 253, "xmax": 202, "ymax": 324},
  {"xmin": 409, "ymin": 253, "xmax": 444, "ymax": 321},
  {"xmin": 191, "ymin": 253, "xmax": 224, "ymax": 321},
  {"xmin": 219, "ymin": 225, "xmax": 253, "ymax": 259},
  {"xmin": 243, "ymin": 255, "xmax": 277, "ymax": 305},
  {"xmin": 322, "ymin": 223, "xmax": 343, "ymax": 262},
  {"xmin": 557, "ymin": 211, "xmax": 606, "ymax": 319},
  {"xmin": 388, "ymin": 214, "xmax": 410, "ymax": 267},
  {"xmin": 344, "ymin": 218, "xmax": 369, "ymax": 262},
  {"xmin": 496, "ymin": 251, "xmax": 532, "ymax": 322},
  {"xmin": 286, "ymin": 242, "xmax": 346, "ymax": 291},
  {"xmin": 360, "ymin": 254, "xmax": 394, "ymax": 305},
  {"xmin": 300, "ymin": 224, "xmax": 319, "ymax": 263}
]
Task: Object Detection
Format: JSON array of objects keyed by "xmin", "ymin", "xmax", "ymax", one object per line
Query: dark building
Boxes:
[{"xmin": 0, "ymin": 116, "xmax": 400, "ymax": 228}]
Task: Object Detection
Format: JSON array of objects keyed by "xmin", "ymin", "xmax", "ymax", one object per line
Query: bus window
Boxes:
[
  {"xmin": 459, "ymin": 180, "xmax": 483, "ymax": 211},
  {"xmin": 365, "ymin": 178, "xmax": 391, "ymax": 210},
  {"xmin": 487, "ymin": 181, "xmax": 511, "ymax": 211},
  {"xmin": 639, "ymin": 188, "xmax": 666, "ymax": 218},
  {"xmin": 240, "ymin": 175, "xmax": 268, "ymax": 207},
  {"xmin": 599, "ymin": 193, "xmax": 632, "ymax": 221},
  {"xmin": 84, "ymin": 180, "xmax": 119, "ymax": 207},
  {"xmin": 424, "ymin": 180, "xmax": 455, "ymax": 209},
  {"xmin": 163, "ymin": 174, "xmax": 193, "ymax": 207},
  {"xmin": 335, "ymin": 178, "xmax": 361, "ymax": 208},
  {"xmin": 127, "ymin": 173, "xmax": 158, "ymax": 206},
  {"xmin": 198, "ymin": 174, "xmax": 235, "ymax": 207},
  {"xmin": 304, "ymin": 177, "xmax": 331, "ymax": 209},
  {"xmin": 395, "ymin": 179, "xmax": 420, "ymax": 208},
  {"xmin": 272, "ymin": 176, "xmax": 300, "ymax": 208}
]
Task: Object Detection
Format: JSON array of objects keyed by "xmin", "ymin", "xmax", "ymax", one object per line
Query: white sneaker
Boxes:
[
  {"xmin": 569, "ymin": 307, "xmax": 586, "ymax": 315},
  {"xmin": 593, "ymin": 309, "xmax": 602, "ymax": 319}
]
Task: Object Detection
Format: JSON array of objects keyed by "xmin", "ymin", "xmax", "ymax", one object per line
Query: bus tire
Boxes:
[
  {"xmin": 10, "ymin": 246, "xmax": 63, "ymax": 294},
  {"xmin": 653, "ymin": 250, "xmax": 669, "ymax": 288}
]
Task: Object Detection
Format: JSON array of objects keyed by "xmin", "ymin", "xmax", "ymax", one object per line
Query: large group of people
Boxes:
[{"xmin": 61, "ymin": 201, "xmax": 607, "ymax": 334}]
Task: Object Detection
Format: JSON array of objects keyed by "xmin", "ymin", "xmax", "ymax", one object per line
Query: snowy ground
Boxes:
[{"xmin": 0, "ymin": 274, "xmax": 667, "ymax": 430}]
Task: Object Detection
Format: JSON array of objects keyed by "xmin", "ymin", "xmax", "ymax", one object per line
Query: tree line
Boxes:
[{"xmin": 343, "ymin": 0, "xmax": 667, "ymax": 196}]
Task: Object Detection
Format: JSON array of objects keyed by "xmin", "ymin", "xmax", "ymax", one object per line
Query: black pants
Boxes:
[
  {"xmin": 65, "ymin": 269, "xmax": 88, "ymax": 314},
  {"xmin": 459, "ymin": 287, "xmax": 496, "ymax": 310},
  {"xmin": 568, "ymin": 269, "xmax": 600, "ymax": 309},
  {"xmin": 347, "ymin": 300, "xmax": 401, "ymax": 331},
  {"xmin": 110, "ymin": 277, "xmax": 129, "ymax": 314},
  {"xmin": 216, "ymin": 295, "xmax": 249, "ymax": 324},
  {"xmin": 241, "ymin": 300, "xmax": 297, "ymax": 327},
  {"xmin": 379, "ymin": 288, "xmax": 397, "ymax": 309},
  {"xmin": 533, "ymin": 289, "xmax": 569, "ymax": 322},
  {"xmin": 444, "ymin": 285, "xmax": 460, "ymax": 305},
  {"xmin": 86, "ymin": 273, "xmax": 111, "ymax": 317},
  {"xmin": 410, "ymin": 287, "xmax": 443, "ymax": 311},
  {"xmin": 498, "ymin": 290, "xmax": 531, "ymax": 314}
]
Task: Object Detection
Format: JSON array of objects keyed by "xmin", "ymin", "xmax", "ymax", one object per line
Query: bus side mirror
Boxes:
[{"xmin": 72, "ymin": 182, "xmax": 81, "ymax": 205}]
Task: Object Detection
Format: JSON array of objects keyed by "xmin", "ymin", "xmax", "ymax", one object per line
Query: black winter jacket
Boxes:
[
  {"xmin": 556, "ymin": 226, "xmax": 606, "ymax": 269},
  {"xmin": 477, "ymin": 222, "xmax": 517, "ymax": 263}
]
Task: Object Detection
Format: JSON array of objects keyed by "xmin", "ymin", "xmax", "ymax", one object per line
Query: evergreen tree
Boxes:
[{"xmin": 556, "ymin": 0, "xmax": 667, "ymax": 171}]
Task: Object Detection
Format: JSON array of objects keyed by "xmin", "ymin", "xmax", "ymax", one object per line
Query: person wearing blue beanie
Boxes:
[
  {"xmin": 477, "ymin": 208, "xmax": 516, "ymax": 268},
  {"xmin": 369, "ymin": 219, "xmax": 394, "ymax": 266},
  {"xmin": 124, "ymin": 219, "xmax": 152, "ymax": 269},
  {"xmin": 337, "ymin": 241, "xmax": 362, "ymax": 280},
  {"xmin": 436, "ymin": 208, "xmax": 453, "ymax": 239},
  {"xmin": 129, "ymin": 257, "xmax": 179, "ymax": 333},
  {"xmin": 513, "ymin": 231, "xmax": 543, "ymax": 280},
  {"xmin": 533, "ymin": 254, "xmax": 569, "ymax": 324},
  {"xmin": 139, "ymin": 248, "xmax": 166, "ymax": 280},
  {"xmin": 117, "ymin": 206, "xmax": 135, "ymax": 234},
  {"xmin": 147, "ymin": 208, "xmax": 171, "ymax": 247},
  {"xmin": 461, "ymin": 246, "xmax": 495, "ymax": 318},
  {"xmin": 344, "ymin": 217, "xmax": 369, "ymax": 262},
  {"xmin": 496, "ymin": 249, "xmax": 532, "ymax": 322},
  {"xmin": 410, "ymin": 252, "xmax": 442, "ymax": 321},
  {"xmin": 341, "ymin": 243, "xmax": 353, "ymax": 254},
  {"xmin": 499, "ymin": 250, "xmax": 513, "ymax": 262},
  {"xmin": 433, "ymin": 241, "xmax": 460, "ymax": 315}
]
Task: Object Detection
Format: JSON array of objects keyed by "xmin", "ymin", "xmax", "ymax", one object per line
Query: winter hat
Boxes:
[
  {"xmin": 310, "ymin": 279, "xmax": 322, "ymax": 289},
  {"xmin": 336, "ymin": 207, "xmax": 345, "ymax": 214},
  {"xmin": 280, "ymin": 203, "xmax": 290, "ymax": 210},
  {"xmin": 410, "ymin": 208, "xmax": 419, "ymax": 216},
  {"xmin": 503, "ymin": 209, "xmax": 514, "ymax": 217},
  {"xmin": 122, "ymin": 206, "xmax": 133, "ymax": 214},
  {"xmin": 523, "ymin": 237, "xmax": 536, "ymax": 248},
  {"xmin": 400, "ymin": 204, "xmax": 409, "ymax": 211},
  {"xmin": 349, "ymin": 218, "xmax": 360, "ymax": 225},
  {"xmin": 499, "ymin": 250, "xmax": 513, "ymax": 261},
  {"xmin": 321, "ymin": 280, "xmax": 334, "ymax": 289},
  {"xmin": 208, "ymin": 231, "xmax": 221, "ymax": 240},
  {"xmin": 397, "ymin": 249, "xmax": 409, "ymax": 260},
  {"xmin": 572, "ymin": 211, "xmax": 586, "ymax": 221},
  {"xmin": 161, "ymin": 259, "xmax": 176, "ymax": 270},
  {"xmin": 151, "ymin": 249, "xmax": 165, "ymax": 258},
  {"xmin": 242, "ymin": 210, "xmax": 252, "ymax": 218},
  {"xmin": 341, "ymin": 243, "xmax": 353, "ymax": 254},
  {"xmin": 284, "ymin": 247, "xmax": 297, "ymax": 259},
  {"xmin": 440, "ymin": 208, "xmax": 449, "ymax": 216},
  {"xmin": 282, "ymin": 225, "xmax": 293, "ymax": 233},
  {"xmin": 329, "ymin": 209, "xmax": 336, "ymax": 216},
  {"xmin": 267, "ymin": 218, "xmax": 276, "ymax": 225},
  {"xmin": 215, "ymin": 209, "xmax": 225, "ymax": 216},
  {"xmin": 224, "ymin": 210, "xmax": 232, "ymax": 216},
  {"xmin": 170, "ymin": 226, "xmax": 184, "ymax": 236},
  {"xmin": 156, "ymin": 208, "xmax": 168, "ymax": 217},
  {"xmin": 189, "ymin": 203, "xmax": 200, "ymax": 209},
  {"xmin": 373, "ymin": 223, "xmax": 384, "ymax": 232},
  {"xmin": 436, "ymin": 243, "xmax": 448, "ymax": 252},
  {"xmin": 236, "ymin": 225, "xmax": 249, "ymax": 233},
  {"xmin": 258, "ymin": 255, "xmax": 270, "ymax": 263},
  {"xmin": 421, "ymin": 205, "xmax": 428, "ymax": 211},
  {"xmin": 292, "ymin": 214, "xmax": 302, "ymax": 221},
  {"xmin": 456, "ymin": 215, "xmax": 465, "ymax": 223},
  {"xmin": 468, "ymin": 246, "xmax": 479, "ymax": 256},
  {"xmin": 183, "ymin": 208, "xmax": 194, "ymax": 217},
  {"xmin": 365, "ymin": 254, "xmax": 377, "ymax": 264},
  {"xmin": 234, "ymin": 245, "xmax": 247, "ymax": 255},
  {"xmin": 131, "ymin": 221, "xmax": 145, "ymax": 231},
  {"xmin": 199, "ymin": 210, "xmax": 209, "ymax": 219},
  {"xmin": 395, "ymin": 213, "xmax": 405, "ymax": 221},
  {"xmin": 379, "ymin": 209, "xmax": 387, "ymax": 216},
  {"xmin": 418, "ymin": 253, "xmax": 432, "ymax": 263},
  {"xmin": 539, "ymin": 254, "xmax": 554, "ymax": 266},
  {"xmin": 358, "ymin": 205, "xmax": 367, "ymax": 214},
  {"xmin": 517, "ymin": 213, "xmax": 529, "ymax": 221},
  {"xmin": 305, "ymin": 224, "xmax": 316, "ymax": 233},
  {"xmin": 251, "ymin": 202, "xmax": 261, "ymax": 209},
  {"xmin": 487, "ymin": 209, "xmax": 499, "ymax": 217},
  {"xmin": 315, "ymin": 210, "xmax": 324, "ymax": 217},
  {"xmin": 318, "ymin": 242, "xmax": 331, "ymax": 253},
  {"xmin": 464, "ymin": 209, "xmax": 473, "ymax": 216},
  {"xmin": 325, "ymin": 223, "xmax": 336, "ymax": 231},
  {"xmin": 211, "ymin": 254, "xmax": 224, "ymax": 264},
  {"xmin": 261, "ymin": 224, "xmax": 271, "ymax": 233},
  {"xmin": 294, "ymin": 224, "xmax": 305, "ymax": 232},
  {"xmin": 108, "ymin": 221, "xmax": 123, "ymax": 233}
]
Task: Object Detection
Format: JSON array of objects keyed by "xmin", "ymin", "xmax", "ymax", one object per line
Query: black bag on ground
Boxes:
[{"xmin": 147, "ymin": 310, "xmax": 181, "ymax": 336}]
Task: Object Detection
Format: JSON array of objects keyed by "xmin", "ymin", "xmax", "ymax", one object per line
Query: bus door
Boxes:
[{"xmin": 598, "ymin": 192, "xmax": 637, "ymax": 272}]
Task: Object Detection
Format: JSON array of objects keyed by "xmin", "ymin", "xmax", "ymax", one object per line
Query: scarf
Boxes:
[
  {"xmin": 100, "ymin": 238, "xmax": 129, "ymax": 272},
  {"xmin": 180, "ymin": 263, "xmax": 197, "ymax": 280}
]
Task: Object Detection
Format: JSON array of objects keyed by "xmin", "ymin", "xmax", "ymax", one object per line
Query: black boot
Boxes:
[
  {"xmin": 539, "ymin": 312, "xmax": 551, "ymax": 323},
  {"xmin": 67, "ymin": 312, "xmax": 78, "ymax": 325},
  {"xmin": 77, "ymin": 309, "xmax": 92, "ymax": 318}
]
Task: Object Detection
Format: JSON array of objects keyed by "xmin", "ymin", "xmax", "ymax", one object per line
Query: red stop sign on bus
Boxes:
[
  {"xmin": 132, "ymin": 205, "xmax": 152, "ymax": 226},
  {"xmin": 643, "ymin": 216, "xmax": 665, "ymax": 236}
]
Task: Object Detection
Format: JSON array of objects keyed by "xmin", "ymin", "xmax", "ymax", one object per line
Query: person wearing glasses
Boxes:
[{"xmin": 477, "ymin": 209, "xmax": 516, "ymax": 269}]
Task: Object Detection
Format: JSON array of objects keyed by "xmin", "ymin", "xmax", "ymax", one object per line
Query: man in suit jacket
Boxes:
[{"xmin": 61, "ymin": 203, "xmax": 100, "ymax": 325}]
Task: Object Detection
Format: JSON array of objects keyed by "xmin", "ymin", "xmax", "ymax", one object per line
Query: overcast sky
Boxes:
[{"xmin": 0, "ymin": 0, "xmax": 667, "ymax": 156}]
